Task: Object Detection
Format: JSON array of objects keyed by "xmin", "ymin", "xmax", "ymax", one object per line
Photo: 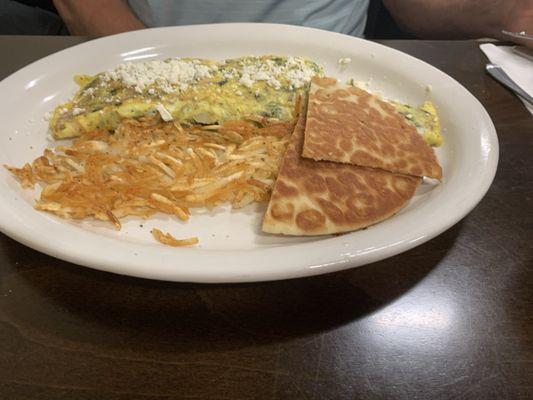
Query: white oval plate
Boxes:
[{"xmin": 0, "ymin": 24, "xmax": 498, "ymax": 283}]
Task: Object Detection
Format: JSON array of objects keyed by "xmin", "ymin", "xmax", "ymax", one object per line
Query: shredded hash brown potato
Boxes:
[
  {"xmin": 6, "ymin": 116, "xmax": 295, "ymax": 245},
  {"xmin": 151, "ymin": 228, "xmax": 199, "ymax": 247}
]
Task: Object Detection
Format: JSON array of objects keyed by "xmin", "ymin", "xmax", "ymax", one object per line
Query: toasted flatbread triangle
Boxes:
[
  {"xmin": 302, "ymin": 77, "xmax": 442, "ymax": 179},
  {"xmin": 262, "ymin": 105, "xmax": 421, "ymax": 236}
]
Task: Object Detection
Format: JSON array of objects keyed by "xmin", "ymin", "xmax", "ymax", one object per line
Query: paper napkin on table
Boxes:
[{"xmin": 480, "ymin": 43, "xmax": 533, "ymax": 116}]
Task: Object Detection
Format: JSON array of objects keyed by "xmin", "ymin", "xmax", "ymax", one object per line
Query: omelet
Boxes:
[
  {"xmin": 51, "ymin": 56, "xmax": 443, "ymax": 148},
  {"xmin": 394, "ymin": 101, "xmax": 443, "ymax": 147},
  {"xmin": 50, "ymin": 56, "xmax": 323, "ymax": 139}
]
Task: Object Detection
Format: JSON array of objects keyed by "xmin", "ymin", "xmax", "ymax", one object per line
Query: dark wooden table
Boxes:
[{"xmin": 0, "ymin": 37, "xmax": 532, "ymax": 400}]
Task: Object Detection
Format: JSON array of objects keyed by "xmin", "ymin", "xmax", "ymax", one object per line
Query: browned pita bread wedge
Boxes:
[
  {"xmin": 302, "ymin": 77, "xmax": 442, "ymax": 179},
  {"xmin": 262, "ymin": 107, "xmax": 421, "ymax": 236}
]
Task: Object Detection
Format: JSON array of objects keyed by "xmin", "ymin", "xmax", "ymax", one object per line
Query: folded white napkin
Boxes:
[{"xmin": 480, "ymin": 43, "xmax": 533, "ymax": 116}]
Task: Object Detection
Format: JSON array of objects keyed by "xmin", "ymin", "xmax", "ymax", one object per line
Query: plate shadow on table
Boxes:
[{"xmin": 0, "ymin": 222, "xmax": 461, "ymax": 354}]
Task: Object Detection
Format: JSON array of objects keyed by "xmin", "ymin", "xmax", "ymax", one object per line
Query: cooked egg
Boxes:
[{"xmin": 394, "ymin": 101, "xmax": 443, "ymax": 147}]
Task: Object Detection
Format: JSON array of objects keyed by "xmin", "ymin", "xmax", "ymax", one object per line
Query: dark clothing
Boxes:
[{"xmin": 0, "ymin": 0, "xmax": 68, "ymax": 35}]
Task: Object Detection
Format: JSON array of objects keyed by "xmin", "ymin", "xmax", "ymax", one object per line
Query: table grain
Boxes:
[{"xmin": 0, "ymin": 37, "xmax": 532, "ymax": 400}]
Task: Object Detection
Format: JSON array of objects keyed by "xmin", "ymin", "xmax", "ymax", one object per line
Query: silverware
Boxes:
[
  {"xmin": 485, "ymin": 63, "xmax": 533, "ymax": 105},
  {"xmin": 502, "ymin": 30, "xmax": 533, "ymax": 41},
  {"xmin": 513, "ymin": 46, "xmax": 533, "ymax": 62}
]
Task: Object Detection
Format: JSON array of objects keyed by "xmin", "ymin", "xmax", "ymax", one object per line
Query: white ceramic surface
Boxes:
[{"xmin": 0, "ymin": 24, "xmax": 498, "ymax": 282}]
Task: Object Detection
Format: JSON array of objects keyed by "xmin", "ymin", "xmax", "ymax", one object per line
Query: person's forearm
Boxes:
[
  {"xmin": 53, "ymin": 0, "xmax": 145, "ymax": 36},
  {"xmin": 382, "ymin": 0, "xmax": 514, "ymax": 39}
]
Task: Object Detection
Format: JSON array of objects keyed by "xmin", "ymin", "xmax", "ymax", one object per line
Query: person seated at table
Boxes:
[{"xmin": 1, "ymin": 0, "xmax": 532, "ymax": 46}]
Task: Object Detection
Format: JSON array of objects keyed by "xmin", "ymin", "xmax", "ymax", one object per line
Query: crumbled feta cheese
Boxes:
[
  {"xmin": 338, "ymin": 57, "xmax": 352, "ymax": 65},
  {"xmin": 239, "ymin": 73, "xmax": 255, "ymax": 88},
  {"xmin": 71, "ymin": 107, "xmax": 85, "ymax": 116},
  {"xmin": 103, "ymin": 58, "xmax": 216, "ymax": 94},
  {"xmin": 235, "ymin": 57, "xmax": 316, "ymax": 90},
  {"xmin": 94, "ymin": 56, "xmax": 320, "ymax": 98},
  {"xmin": 223, "ymin": 70, "xmax": 236, "ymax": 80},
  {"xmin": 286, "ymin": 66, "xmax": 316, "ymax": 88}
]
